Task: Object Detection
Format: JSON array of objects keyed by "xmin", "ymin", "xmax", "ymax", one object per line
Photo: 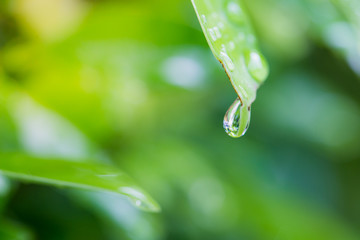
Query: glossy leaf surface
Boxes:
[
  {"xmin": 0, "ymin": 153, "xmax": 160, "ymax": 212},
  {"xmin": 191, "ymin": 0, "xmax": 269, "ymax": 106}
]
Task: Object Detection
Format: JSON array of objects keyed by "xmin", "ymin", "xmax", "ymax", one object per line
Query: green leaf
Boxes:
[
  {"xmin": 0, "ymin": 152, "xmax": 160, "ymax": 212},
  {"xmin": 191, "ymin": 0, "xmax": 269, "ymax": 107},
  {"xmin": 0, "ymin": 175, "xmax": 11, "ymax": 213},
  {"xmin": 0, "ymin": 219, "xmax": 33, "ymax": 240}
]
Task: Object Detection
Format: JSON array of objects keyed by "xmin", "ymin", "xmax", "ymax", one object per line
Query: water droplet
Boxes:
[
  {"xmin": 119, "ymin": 187, "xmax": 161, "ymax": 212},
  {"xmin": 220, "ymin": 47, "xmax": 235, "ymax": 71},
  {"xmin": 208, "ymin": 27, "xmax": 221, "ymax": 41},
  {"xmin": 223, "ymin": 97, "xmax": 251, "ymax": 138},
  {"xmin": 208, "ymin": 28, "xmax": 217, "ymax": 41},
  {"xmin": 201, "ymin": 14, "xmax": 207, "ymax": 24},
  {"xmin": 236, "ymin": 32, "xmax": 246, "ymax": 42},
  {"xmin": 244, "ymin": 50, "xmax": 269, "ymax": 83},
  {"xmin": 228, "ymin": 41, "xmax": 236, "ymax": 50},
  {"xmin": 128, "ymin": 197, "xmax": 158, "ymax": 212},
  {"xmin": 226, "ymin": 1, "xmax": 246, "ymax": 25},
  {"xmin": 247, "ymin": 34, "xmax": 256, "ymax": 45},
  {"xmin": 213, "ymin": 27, "xmax": 222, "ymax": 38}
]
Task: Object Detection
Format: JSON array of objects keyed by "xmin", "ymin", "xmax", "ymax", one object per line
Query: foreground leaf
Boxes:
[{"xmin": 0, "ymin": 152, "xmax": 160, "ymax": 212}]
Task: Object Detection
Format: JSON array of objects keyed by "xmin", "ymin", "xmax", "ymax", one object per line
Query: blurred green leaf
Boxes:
[
  {"xmin": 69, "ymin": 190, "xmax": 164, "ymax": 240},
  {"xmin": 0, "ymin": 175, "xmax": 11, "ymax": 213},
  {"xmin": 0, "ymin": 153, "xmax": 160, "ymax": 212},
  {"xmin": 0, "ymin": 219, "xmax": 33, "ymax": 240}
]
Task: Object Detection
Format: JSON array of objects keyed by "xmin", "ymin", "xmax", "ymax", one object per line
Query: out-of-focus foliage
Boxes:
[
  {"xmin": 0, "ymin": 0, "xmax": 360, "ymax": 239},
  {"xmin": 0, "ymin": 153, "xmax": 160, "ymax": 212},
  {"xmin": 0, "ymin": 219, "xmax": 32, "ymax": 240}
]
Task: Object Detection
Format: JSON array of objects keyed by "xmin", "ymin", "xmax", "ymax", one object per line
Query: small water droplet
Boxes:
[
  {"xmin": 208, "ymin": 27, "xmax": 222, "ymax": 41},
  {"xmin": 208, "ymin": 28, "xmax": 217, "ymax": 41},
  {"xmin": 244, "ymin": 50, "xmax": 269, "ymax": 83},
  {"xmin": 228, "ymin": 41, "xmax": 236, "ymax": 50},
  {"xmin": 119, "ymin": 187, "xmax": 161, "ymax": 212},
  {"xmin": 201, "ymin": 14, "xmax": 207, "ymax": 24},
  {"xmin": 213, "ymin": 27, "xmax": 222, "ymax": 38},
  {"xmin": 128, "ymin": 197, "xmax": 154, "ymax": 211},
  {"xmin": 220, "ymin": 47, "xmax": 235, "ymax": 71},
  {"xmin": 226, "ymin": 1, "xmax": 246, "ymax": 25},
  {"xmin": 247, "ymin": 34, "xmax": 256, "ymax": 45},
  {"xmin": 223, "ymin": 97, "xmax": 251, "ymax": 138},
  {"xmin": 236, "ymin": 32, "xmax": 246, "ymax": 42},
  {"xmin": 135, "ymin": 200, "xmax": 141, "ymax": 206}
]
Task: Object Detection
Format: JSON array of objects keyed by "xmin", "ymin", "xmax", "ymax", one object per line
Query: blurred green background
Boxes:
[{"xmin": 1, "ymin": 0, "xmax": 360, "ymax": 239}]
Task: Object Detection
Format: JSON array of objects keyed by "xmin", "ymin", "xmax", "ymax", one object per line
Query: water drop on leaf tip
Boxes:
[{"xmin": 223, "ymin": 97, "xmax": 251, "ymax": 138}]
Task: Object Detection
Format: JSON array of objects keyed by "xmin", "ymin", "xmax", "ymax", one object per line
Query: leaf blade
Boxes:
[
  {"xmin": 191, "ymin": 0, "xmax": 269, "ymax": 106},
  {"xmin": 0, "ymin": 152, "xmax": 160, "ymax": 212}
]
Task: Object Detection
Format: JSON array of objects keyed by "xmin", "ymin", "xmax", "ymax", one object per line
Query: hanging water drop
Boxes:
[
  {"xmin": 223, "ymin": 97, "xmax": 251, "ymax": 138},
  {"xmin": 244, "ymin": 50, "xmax": 269, "ymax": 83}
]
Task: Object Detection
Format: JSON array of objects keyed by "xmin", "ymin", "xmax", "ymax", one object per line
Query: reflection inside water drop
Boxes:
[{"xmin": 223, "ymin": 97, "xmax": 251, "ymax": 138}]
